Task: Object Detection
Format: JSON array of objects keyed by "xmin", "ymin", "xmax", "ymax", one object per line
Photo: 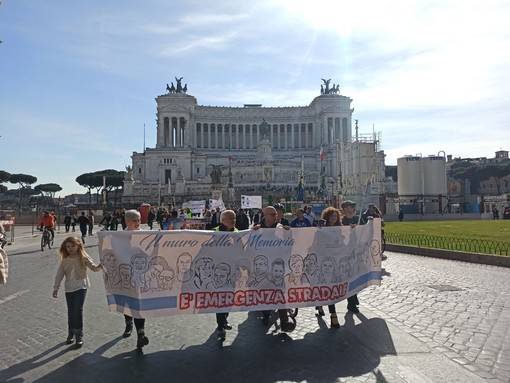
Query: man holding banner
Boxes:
[
  {"xmin": 253, "ymin": 206, "xmax": 295, "ymax": 332},
  {"xmin": 213, "ymin": 209, "xmax": 238, "ymax": 340}
]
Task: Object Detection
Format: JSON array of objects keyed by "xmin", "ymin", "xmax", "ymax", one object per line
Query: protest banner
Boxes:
[
  {"xmin": 161, "ymin": 218, "xmax": 206, "ymax": 230},
  {"xmin": 183, "ymin": 200, "xmax": 206, "ymax": 214},
  {"xmin": 98, "ymin": 220, "xmax": 382, "ymax": 318},
  {"xmin": 241, "ymin": 195, "xmax": 262, "ymax": 209},
  {"xmin": 208, "ymin": 198, "xmax": 225, "ymax": 211}
]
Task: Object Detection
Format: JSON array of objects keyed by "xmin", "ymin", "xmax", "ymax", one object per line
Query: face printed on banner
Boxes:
[
  {"xmin": 254, "ymin": 255, "xmax": 268, "ymax": 276},
  {"xmin": 102, "ymin": 252, "xmax": 117, "ymax": 272},
  {"xmin": 322, "ymin": 259, "xmax": 334, "ymax": 278},
  {"xmin": 147, "ymin": 264, "xmax": 163, "ymax": 280},
  {"xmin": 131, "ymin": 254, "xmax": 147, "ymax": 274},
  {"xmin": 238, "ymin": 267, "xmax": 248, "ymax": 281},
  {"xmin": 289, "ymin": 255, "xmax": 304, "ymax": 275},
  {"xmin": 272, "ymin": 259, "xmax": 285, "ymax": 282},
  {"xmin": 177, "ymin": 253, "xmax": 192, "ymax": 274},
  {"xmin": 304, "ymin": 253, "xmax": 318, "ymax": 275},
  {"xmin": 197, "ymin": 258, "xmax": 213, "ymax": 281},
  {"xmin": 235, "ymin": 259, "xmax": 251, "ymax": 283},
  {"xmin": 213, "ymin": 263, "xmax": 231, "ymax": 288},
  {"xmin": 119, "ymin": 264, "xmax": 133, "ymax": 286},
  {"xmin": 157, "ymin": 268, "xmax": 174, "ymax": 290}
]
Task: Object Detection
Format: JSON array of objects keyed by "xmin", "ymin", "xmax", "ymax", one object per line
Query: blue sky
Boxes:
[{"xmin": 1, "ymin": 0, "xmax": 509, "ymax": 197}]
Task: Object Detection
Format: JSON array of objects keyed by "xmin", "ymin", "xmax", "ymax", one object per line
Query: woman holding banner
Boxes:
[{"xmin": 315, "ymin": 206, "xmax": 343, "ymax": 328}]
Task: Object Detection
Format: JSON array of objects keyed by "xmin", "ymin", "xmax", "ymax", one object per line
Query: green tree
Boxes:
[
  {"xmin": 450, "ymin": 162, "xmax": 481, "ymax": 194},
  {"xmin": 385, "ymin": 165, "xmax": 397, "ymax": 182},
  {"xmin": 96, "ymin": 169, "xmax": 125, "ymax": 206},
  {"xmin": 0, "ymin": 170, "xmax": 11, "ymax": 184},
  {"xmin": 76, "ymin": 172, "xmax": 103, "ymax": 206},
  {"xmin": 34, "ymin": 183, "xmax": 63, "ymax": 198},
  {"xmin": 481, "ymin": 164, "xmax": 510, "ymax": 195},
  {"xmin": 9, "ymin": 173, "xmax": 37, "ymax": 215}
]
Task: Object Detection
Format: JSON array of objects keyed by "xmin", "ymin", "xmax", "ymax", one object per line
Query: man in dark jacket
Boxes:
[
  {"xmin": 273, "ymin": 203, "xmax": 290, "ymax": 226},
  {"xmin": 235, "ymin": 209, "xmax": 250, "ymax": 230},
  {"xmin": 211, "ymin": 207, "xmax": 222, "ymax": 228},
  {"xmin": 253, "ymin": 209, "xmax": 263, "ymax": 225}
]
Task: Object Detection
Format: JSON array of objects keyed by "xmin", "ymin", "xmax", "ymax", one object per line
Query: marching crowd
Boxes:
[
  {"xmin": 2, "ymin": 201, "xmax": 383, "ymax": 349},
  {"xmin": 50, "ymin": 201, "xmax": 382, "ymax": 348}
]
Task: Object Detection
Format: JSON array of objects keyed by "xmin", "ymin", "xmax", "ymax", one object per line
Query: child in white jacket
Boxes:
[{"xmin": 53, "ymin": 236, "xmax": 103, "ymax": 348}]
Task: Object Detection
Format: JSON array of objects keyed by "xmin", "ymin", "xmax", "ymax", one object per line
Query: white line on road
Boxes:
[{"xmin": 0, "ymin": 289, "xmax": 30, "ymax": 304}]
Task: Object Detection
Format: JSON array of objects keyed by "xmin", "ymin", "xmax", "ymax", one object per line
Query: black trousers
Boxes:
[
  {"xmin": 347, "ymin": 294, "xmax": 359, "ymax": 306},
  {"xmin": 262, "ymin": 309, "xmax": 289, "ymax": 324},
  {"xmin": 124, "ymin": 315, "xmax": 145, "ymax": 331},
  {"xmin": 216, "ymin": 313, "xmax": 229, "ymax": 329}
]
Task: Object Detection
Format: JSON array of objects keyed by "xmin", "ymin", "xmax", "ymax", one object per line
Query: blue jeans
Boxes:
[{"xmin": 65, "ymin": 289, "xmax": 87, "ymax": 331}]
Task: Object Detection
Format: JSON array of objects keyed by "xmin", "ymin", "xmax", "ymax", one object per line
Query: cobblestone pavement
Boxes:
[
  {"xmin": 0, "ymin": 231, "xmax": 508, "ymax": 382},
  {"xmin": 363, "ymin": 252, "xmax": 510, "ymax": 382}
]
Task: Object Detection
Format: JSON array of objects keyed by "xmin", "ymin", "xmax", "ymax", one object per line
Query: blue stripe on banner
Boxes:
[
  {"xmin": 348, "ymin": 271, "xmax": 382, "ymax": 292},
  {"xmin": 107, "ymin": 294, "xmax": 178, "ymax": 310}
]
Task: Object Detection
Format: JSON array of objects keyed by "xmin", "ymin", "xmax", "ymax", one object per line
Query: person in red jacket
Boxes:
[{"xmin": 38, "ymin": 211, "xmax": 56, "ymax": 241}]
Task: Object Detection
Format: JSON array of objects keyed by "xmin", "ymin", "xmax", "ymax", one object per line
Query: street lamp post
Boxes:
[
  {"xmin": 56, "ymin": 197, "xmax": 62, "ymax": 231},
  {"xmin": 158, "ymin": 179, "xmax": 162, "ymax": 207}
]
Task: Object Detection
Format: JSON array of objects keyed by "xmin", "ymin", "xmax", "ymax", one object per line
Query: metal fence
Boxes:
[{"xmin": 386, "ymin": 233, "xmax": 510, "ymax": 256}]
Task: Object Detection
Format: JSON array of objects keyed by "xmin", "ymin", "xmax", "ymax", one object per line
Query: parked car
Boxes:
[{"xmin": 503, "ymin": 207, "xmax": 510, "ymax": 219}]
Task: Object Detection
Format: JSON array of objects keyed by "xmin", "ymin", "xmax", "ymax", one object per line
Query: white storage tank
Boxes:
[
  {"xmin": 397, "ymin": 156, "xmax": 423, "ymax": 195},
  {"xmin": 423, "ymin": 156, "xmax": 446, "ymax": 195}
]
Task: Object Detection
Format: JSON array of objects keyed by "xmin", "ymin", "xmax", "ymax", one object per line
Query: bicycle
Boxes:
[
  {"xmin": 40, "ymin": 227, "xmax": 53, "ymax": 251},
  {"xmin": 0, "ymin": 232, "xmax": 7, "ymax": 249}
]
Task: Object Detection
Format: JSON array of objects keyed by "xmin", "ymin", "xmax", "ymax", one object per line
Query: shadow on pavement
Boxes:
[{"xmin": 1, "ymin": 312, "xmax": 396, "ymax": 383}]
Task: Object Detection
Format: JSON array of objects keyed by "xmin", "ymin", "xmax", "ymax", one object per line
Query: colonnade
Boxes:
[{"xmin": 195, "ymin": 122, "xmax": 315, "ymax": 150}]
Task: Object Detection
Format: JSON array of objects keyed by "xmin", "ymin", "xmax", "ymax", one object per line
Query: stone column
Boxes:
[
  {"xmin": 207, "ymin": 123, "xmax": 211, "ymax": 149},
  {"xmin": 214, "ymin": 124, "xmax": 218, "ymax": 149}
]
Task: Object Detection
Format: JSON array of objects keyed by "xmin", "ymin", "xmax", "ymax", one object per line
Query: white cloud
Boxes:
[{"xmin": 2, "ymin": 0, "xmax": 510, "ymax": 196}]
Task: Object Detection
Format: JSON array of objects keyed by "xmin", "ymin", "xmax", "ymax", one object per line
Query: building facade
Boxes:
[{"xmin": 123, "ymin": 80, "xmax": 384, "ymax": 207}]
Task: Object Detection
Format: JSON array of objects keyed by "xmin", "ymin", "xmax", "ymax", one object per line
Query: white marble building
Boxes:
[{"xmin": 122, "ymin": 80, "xmax": 380, "ymax": 206}]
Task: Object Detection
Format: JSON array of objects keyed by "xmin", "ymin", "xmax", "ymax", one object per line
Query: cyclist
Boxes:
[
  {"xmin": 98, "ymin": 212, "xmax": 112, "ymax": 230},
  {"xmin": 38, "ymin": 211, "xmax": 56, "ymax": 242}
]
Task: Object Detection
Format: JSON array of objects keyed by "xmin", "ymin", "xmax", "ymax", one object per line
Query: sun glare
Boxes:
[{"xmin": 276, "ymin": 0, "xmax": 354, "ymax": 35}]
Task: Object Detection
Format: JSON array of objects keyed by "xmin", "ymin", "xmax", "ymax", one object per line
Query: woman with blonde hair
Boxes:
[{"xmin": 53, "ymin": 236, "xmax": 103, "ymax": 347}]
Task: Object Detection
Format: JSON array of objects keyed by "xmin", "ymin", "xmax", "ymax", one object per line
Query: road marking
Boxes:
[{"xmin": 0, "ymin": 289, "xmax": 30, "ymax": 304}]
